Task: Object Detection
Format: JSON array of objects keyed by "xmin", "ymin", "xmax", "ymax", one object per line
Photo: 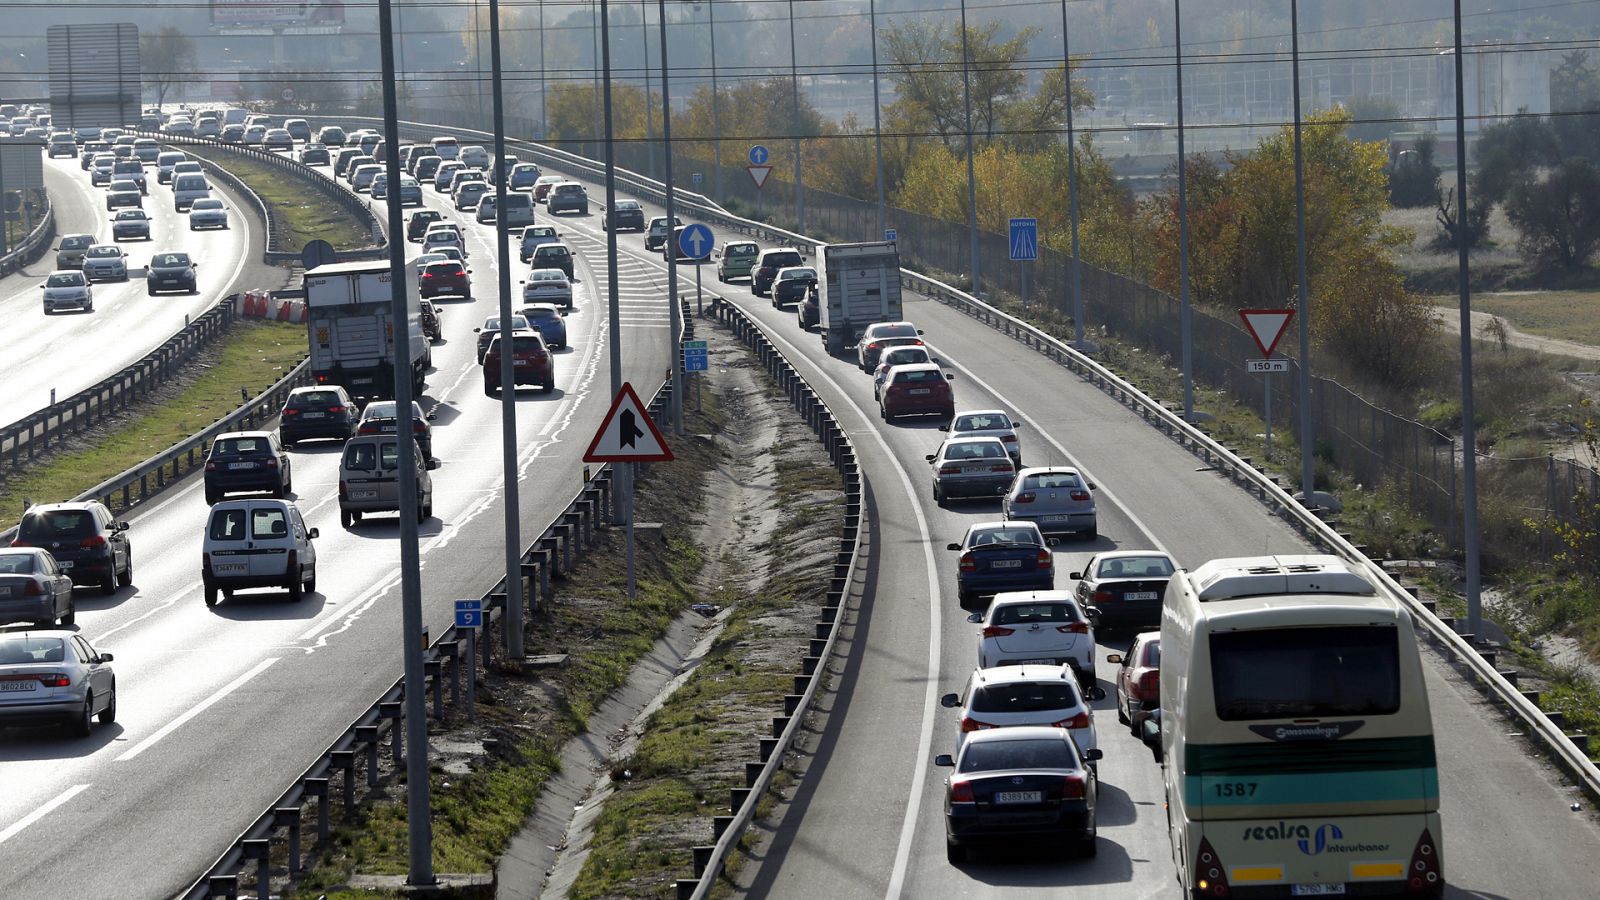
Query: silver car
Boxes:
[
  {"xmin": 80, "ymin": 245, "xmax": 129, "ymax": 282},
  {"xmin": 521, "ymin": 269, "xmax": 573, "ymax": 310},
  {"xmin": 111, "ymin": 209, "xmax": 152, "ymax": 241},
  {"xmin": 0, "ymin": 548, "xmax": 76, "ymax": 627},
  {"xmin": 927, "ymin": 436, "xmax": 1017, "ymax": 505},
  {"xmin": 337, "ymin": 435, "xmax": 437, "ymax": 528},
  {"xmin": 188, "ymin": 198, "xmax": 229, "ymax": 230},
  {"xmin": 942, "ymin": 409, "xmax": 1024, "ymax": 465},
  {"xmin": 1002, "ymin": 467, "xmax": 1098, "ymax": 540},
  {"xmin": 0, "ymin": 631, "xmax": 116, "ymax": 736},
  {"xmin": 40, "ymin": 270, "xmax": 93, "ymax": 313}
]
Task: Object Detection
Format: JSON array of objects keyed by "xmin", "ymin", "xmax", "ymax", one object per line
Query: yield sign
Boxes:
[
  {"xmin": 583, "ymin": 383, "xmax": 673, "ymax": 463},
  {"xmin": 747, "ymin": 165, "xmax": 772, "ymax": 189},
  {"xmin": 1238, "ymin": 308, "xmax": 1295, "ymax": 358}
]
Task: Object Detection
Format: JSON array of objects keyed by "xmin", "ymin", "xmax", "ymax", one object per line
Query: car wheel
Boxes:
[
  {"xmin": 946, "ymin": 841, "xmax": 967, "ymax": 865},
  {"xmin": 204, "ymin": 487, "xmax": 219, "ymax": 505},
  {"xmin": 60, "ymin": 602, "xmax": 76, "ymax": 627},
  {"xmin": 1118, "ymin": 700, "xmax": 1131, "ymax": 726},
  {"xmin": 933, "ymin": 484, "xmax": 945, "ymax": 507},
  {"xmin": 118, "ymin": 554, "xmax": 133, "ymax": 588},
  {"xmin": 958, "ymin": 591, "xmax": 975, "ymax": 607},
  {"xmin": 68, "ymin": 694, "xmax": 94, "ymax": 737},
  {"xmin": 101, "ymin": 564, "xmax": 117, "ymax": 595},
  {"xmin": 1076, "ymin": 834, "xmax": 1098, "ymax": 858},
  {"xmin": 542, "ymin": 379, "xmax": 554, "ymax": 394},
  {"xmin": 305, "ymin": 569, "xmax": 316, "ymax": 595},
  {"xmin": 1083, "ymin": 525, "xmax": 1097, "ymax": 541},
  {"xmin": 98, "ymin": 684, "xmax": 117, "ymax": 724},
  {"xmin": 341, "ymin": 509, "xmax": 355, "ymax": 529},
  {"xmin": 288, "ymin": 574, "xmax": 303, "ymax": 602}
]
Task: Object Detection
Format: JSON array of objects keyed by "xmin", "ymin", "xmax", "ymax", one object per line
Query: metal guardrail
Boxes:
[
  {"xmin": 0, "ymin": 189, "xmax": 55, "ymax": 276},
  {"xmin": 0, "ymin": 348, "xmax": 309, "ymax": 546},
  {"xmin": 0, "ymin": 300, "xmax": 238, "ymax": 473}
]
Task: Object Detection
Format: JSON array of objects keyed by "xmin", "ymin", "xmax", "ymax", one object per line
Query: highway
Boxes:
[
  {"xmin": 0, "ymin": 155, "xmax": 256, "ymax": 428},
  {"xmin": 4, "ymin": 125, "xmax": 1600, "ymax": 899}
]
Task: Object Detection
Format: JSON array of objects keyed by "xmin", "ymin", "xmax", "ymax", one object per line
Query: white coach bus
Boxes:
[{"xmin": 1159, "ymin": 555, "xmax": 1443, "ymax": 899}]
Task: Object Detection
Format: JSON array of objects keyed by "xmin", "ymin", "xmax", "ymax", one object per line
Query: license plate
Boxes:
[
  {"xmin": 1292, "ymin": 886, "xmax": 1345, "ymax": 897},
  {"xmin": 0, "ymin": 586, "xmax": 10, "ymax": 596},
  {"xmin": 352, "ymin": 490, "xmax": 378, "ymax": 499},
  {"xmin": 301, "ymin": 412, "xmax": 325, "ymax": 419},
  {"xmin": 58, "ymin": 561, "xmax": 74, "ymax": 570},
  {"xmin": 991, "ymin": 559, "xmax": 1022, "ymax": 569},
  {"xmin": 1021, "ymin": 658, "xmax": 1055, "ymax": 665},
  {"xmin": 1125, "ymin": 591, "xmax": 1158, "ymax": 601},
  {"xmin": 1045, "ymin": 515, "xmax": 1072, "ymax": 522},
  {"xmin": 909, "ymin": 388, "xmax": 931, "ymax": 395},
  {"xmin": 0, "ymin": 681, "xmax": 38, "ymax": 692},
  {"xmin": 994, "ymin": 791, "xmax": 1041, "ymax": 804},
  {"xmin": 229, "ymin": 462, "xmax": 254, "ymax": 470},
  {"xmin": 216, "ymin": 562, "xmax": 248, "ymax": 574},
  {"xmin": 353, "ymin": 377, "xmax": 373, "ymax": 385}
]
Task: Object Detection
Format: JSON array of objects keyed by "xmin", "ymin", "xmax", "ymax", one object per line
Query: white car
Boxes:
[
  {"xmin": 941, "ymin": 409, "xmax": 1024, "ymax": 465},
  {"xmin": 188, "ymin": 197, "xmax": 230, "ymax": 230},
  {"xmin": 80, "ymin": 245, "xmax": 129, "ymax": 282},
  {"xmin": 40, "ymin": 270, "xmax": 93, "ymax": 313},
  {"xmin": 350, "ymin": 164, "xmax": 383, "ymax": 192},
  {"xmin": 941, "ymin": 665, "xmax": 1102, "ymax": 762},
  {"xmin": 521, "ymin": 269, "xmax": 572, "ymax": 309},
  {"xmin": 453, "ymin": 180, "xmax": 489, "ymax": 210},
  {"xmin": 422, "ymin": 226, "xmax": 468, "ymax": 259},
  {"xmin": 201, "ymin": 498, "xmax": 319, "ymax": 606},
  {"xmin": 973, "ymin": 591, "xmax": 1098, "ymax": 689},
  {"xmin": 163, "ymin": 117, "xmax": 195, "ymax": 137},
  {"xmin": 433, "ymin": 161, "xmax": 466, "ymax": 191},
  {"xmin": 242, "ymin": 124, "xmax": 267, "ymax": 145},
  {"xmin": 872, "ymin": 345, "xmax": 936, "ymax": 400},
  {"xmin": 195, "ymin": 118, "xmax": 220, "ymax": 139},
  {"xmin": 459, "ymin": 144, "xmax": 490, "ymax": 168},
  {"xmin": 156, "ymin": 151, "xmax": 188, "ymax": 184},
  {"xmin": 519, "ymin": 225, "xmax": 560, "ymax": 261},
  {"xmin": 172, "ymin": 172, "xmax": 212, "ymax": 212}
]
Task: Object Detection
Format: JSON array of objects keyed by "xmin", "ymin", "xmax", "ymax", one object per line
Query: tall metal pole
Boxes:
[
  {"xmin": 474, "ymin": 0, "xmax": 485, "ymax": 119},
  {"xmin": 870, "ymin": 0, "xmax": 886, "ymax": 236},
  {"xmin": 601, "ymin": 2, "xmax": 629, "ymax": 583},
  {"xmin": 709, "ymin": 0, "xmax": 722, "ymax": 203},
  {"xmin": 959, "ymin": 0, "xmax": 980, "ymax": 296},
  {"xmin": 1290, "ymin": 0, "xmax": 1315, "ymax": 506},
  {"xmin": 538, "ymin": 0, "xmax": 548, "ymax": 138},
  {"xmin": 1061, "ymin": 0, "xmax": 1084, "ymax": 347},
  {"xmin": 592, "ymin": 1, "xmax": 603, "ymax": 157},
  {"xmin": 789, "ymin": 0, "xmax": 804, "ymax": 231},
  {"xmin": 643, "ymin": 1, "xmax": 656, "ymax": 179},
  {"xmin": 375, "ymin": 0, "xmax": 433, "ymax": 885},
  {"xmin": 490, "ymin": 0, "xmax": 525, "ymax": 661},
  {"xmin": 660, "ymin": 0, "xmax": 685, "ymax": 435},
  {"xmin": 1175, "ymin": 0, "xmax": 1194, "ymax": 419},
  {"xmin": 1451, "ymin": 0, "xmax": 1483, "ymax": 637}
]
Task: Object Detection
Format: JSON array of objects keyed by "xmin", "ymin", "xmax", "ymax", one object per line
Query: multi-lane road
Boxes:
[{"xmin": 4, "ymin": 128, "xmax": 1600, "ymax": 899}]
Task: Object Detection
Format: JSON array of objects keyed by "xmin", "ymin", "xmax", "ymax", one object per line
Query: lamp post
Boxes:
[
  {"xmin": 1175, "ymin": 0, "xmax": 1194, "ymax": 420},
  {"xmin": 789, "ymin": 0, "xmax": 804, "ymax": 231},
  {"xmin": 870, "ymin": 0, "xmax": 886, "ymax": 236},
  {"xmin": 1450, "ymin": 0, "xmax": 1484, "ymax": 638},
  {"xmin": 643, "ymin": 1, "xmax": 656, "ymax": 179},
  {"xmin": 1290, "ymin": 0, "xmax": 1315, "ymax": 509},
  {"xmin": 538, "ymin": 0, "xmax": 547, "ymax": 138},
  {"xmin": 958, "ymin": 0, "xmax": 980, "ymax": 296},
  {"xmin": 1061, "ymin": 0, "xmax": 1084, "ymax": 347},
  {"xmin": 659, "ymin": 0, "xmax": 685, "ymax": 435},
  {"xmin": 708, "ymin": 0, "xmax": 722, "ymax": 202}
]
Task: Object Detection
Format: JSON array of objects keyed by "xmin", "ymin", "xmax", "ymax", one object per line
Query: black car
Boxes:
[
  {"xmin": 604, "ymin": 200, "xmax": 646, "ymax": 232},
  {"xmin": 355, "ymin": 400, "xmax": 436, "ymax": 459},
  {"xmin": 298, "ymin": 145, "xmax": 331, "ymax": 166},
  {"xmin": 771, "ymin": 265, "xmax": 817, "ymax": 307},
  {"xmin": 752, "ymin": 248, "xmax": 804, "ymax": 296},
  {"xmin": 278, "ymin": 386, "xmax": 359, "ymax": 447},
  {"xmin": 419, "ymin": 260, "xmax": 472, "ymax": 300},
  {"xmin": 146, "ymin": 252, "xmax": 198, "ymax": 295},
  {"xmin": 935, "ymin": 726, "xmax": 1101, "ymax": 863},
  {"xmin": 204, "ymin": 431, "xmax": 293, "ymax": 504},
  {"xmin": 12, "ymin": 501, "xmax": 132, "ymax": 595},
  {"xmin": 407, "ymin": 210, "xmax": 444, "ymax": 242},
  {"xmin": 797, "ymin": 284, "xmax": 820, "ymax": 330}
]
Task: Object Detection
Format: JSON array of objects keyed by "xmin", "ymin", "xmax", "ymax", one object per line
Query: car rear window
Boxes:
[
  {"xmin": 969, "ymin": 527, "xmax": 1042, "ymax": 547},
  {"xmin": 538, "ymin": 247, "xmax": 570, "ymax": 258},
  {"xmin": 881, "ymin": 348, "xmax": 930, "ymax": 368},
  {"xmin": 954, "ymin": 413, "xmax": 1010, "ymax": 432},
  {"xmin": 959, "ymin": 737, "xmax": 1076, "ymax": 773},
  {"xmin": 213, "ymin": 437, "xmax": 271, "ymax": 457},
  {"xmin": 1142, "ymin": 640, "xmax": 1162, "ymax": 667},
  {"xmin": 1096, "ymin": 556, "xmax": 1174, "ymax": 578},
  {"xmin": 512, "ymin": 336, "xmax": 548, "ymax": 353},
  {"xmin": 0, "ymin": 636, "xmax": 66, "ymax": 664},
  {"xmin": 524, "ymin": 307, "xmax": 558, "ymax": 320},
  {"xmin": 345, "ymin": 441, "xmax": 402, "ymax": 471},
  {"xmin": 251, "ymin": 507, "xmax": 289, "ymax": 538},
  {"xmin": 765, "ymin": 252, "xmax": 802, "ymax": 267},
  {"xmin": 891, "ymin": 369, "xmax": 941, "ymax": 384},
  {"xmin": 209, "ymin": 508, "xmax": 248, "ymax": 541},
  {"xmin": 944, "ymin": 441, "xmax": 1005, "ymax": 460},
  {"xmin": 19, "ymin": 510, "xmax": 95, "ymax": 541},
  {"xmin": 727, "ymin": 244, "xmax": 758, "ymax": 256},
  {"xmin": 1022, "ymin": 472, "xmax": 1083, "ymax": 491},
  {"xmin": 993, "ymin": 603, "xmax": 1080, "ymax": 626},
  {"xmin": 290, "ymin": 391, "xmax": 344, "ymax": 407},
  {"xmin": 970, "ymin": 681, "xmax": 1079, "ymax": 714},
  {"xmin": 874, "ymin": 323, "xmax": 919, "ymax": 338}
]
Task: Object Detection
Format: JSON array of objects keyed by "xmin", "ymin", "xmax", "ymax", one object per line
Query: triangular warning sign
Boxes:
[
  {"xmin": 584, "ymin": 382, "xmax": 674, "ymax": 463},
  {"xmin": 1238, "ymin": 308, "xmax": 1295, "ymax": 358},
  {"xmin": 747, "ymin": 165, "xmax": 772, "ymax": 189}
]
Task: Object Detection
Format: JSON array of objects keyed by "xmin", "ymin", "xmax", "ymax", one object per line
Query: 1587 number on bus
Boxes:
[{"xmin": 1213, "ymin": 782, "xmax": 1258, "ymax": 798}]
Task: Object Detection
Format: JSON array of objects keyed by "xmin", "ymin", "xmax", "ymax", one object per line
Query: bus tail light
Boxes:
[
  {"xmin": 1195, "ymin": 837, "xmax": 1231, "ymax": 897},
  {"xmin": 1407, "ymin": 829, "xmax": 1441, "ymax": 893}
]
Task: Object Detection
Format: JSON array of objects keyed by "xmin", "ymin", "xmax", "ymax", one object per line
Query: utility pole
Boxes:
[
  {"xmin": 659, "ymin": 0, "xmax": 685, "ymax": 435},
  {"xmin": 1176, "ymin": 0, "xmax": 1194, "ymax": 420},
  {"xmin": 602, "ymin": 2, "xmax": 626, "ymax": 541},
  {"xmin": 708, "ymin": 0, "xmax": 722, "ymax": 203},
  {"xmin": 1450, "ymin": 0, "xmax": 1484, "ymax": 638},
  {"xmin": 642, "ymin": 1, "xmax": 656, "ymax": 179},
  {"xmin": 789, "ymin": 0, "xmax": 804, "ymax": 231},
  {"xmin": 1290, "ymin": 0, "xmax": 1315, "ymax": 508},
  {"xmin": 958, "ymin": 0, "xmax": 980, "ymax": 297},
  {"xmin": 538, "ymin": 0, "xmax": 547, "ymax": 139},
  {"xmin": 1061, "ymin": 0, "xmax": 1084, "ymax": 347},
  {"xmin": 870, "ymin": 0, "xmax": 886, "ymax": 237}
]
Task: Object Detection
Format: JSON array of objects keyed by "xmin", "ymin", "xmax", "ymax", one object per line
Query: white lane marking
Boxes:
[
  {"xmin": 115, "ymin": 657, "xmax": 279, "ymax": 761},
  {"xmin": 0, "ymin": 784, "xmax": 91, "ymax": 846},
  {"xmin": 92, "ymin": 581, "xmax": 199, "ymax": 643},
  {"xmin": 926, "ymin": 346, "xmax": 1173, "ymax": 557}
]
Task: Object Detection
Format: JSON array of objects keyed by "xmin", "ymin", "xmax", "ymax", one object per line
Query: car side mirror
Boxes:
[
  {"xmin": 307, "ymin": 528, "xmax": 320, "ymax": 539},
  {"xmin": 939, "ymin": 693, "xmax": 960, "ymax": 709},
  {"xmin": 924, "ymin": 454, "xmax": 936, "ymax": 463},
  {"xmin": 965, "ymin": 612, "xmax": 983, "ymax": 624},
  {"xmin": 1087, "ymin": 482, "xmax": 1097, "ymax": 490},
  {"xmin": 937, "ymin": 424, "xmax": 949, "ymax": 432},
  {"xmin": 1083, "ymin": 747, "xmax": 1103, "ymax": 762},
  {"xmin": 1012, "ymin": 421, "xmax": 1021, "ymax": 428},
  {"xmin": 1088, "ymin": 686, "xmax": 1107, "ymax": 701},
  {"xmin": 1070, "ymin": 571, "xmax": 1082, "ymax": 580},
  {"xmin": 426, "ymin": 413, "xmax": 437, "ymax": 421},
  {"xmin": 115, "ymin": 521, "xmax": 130, "ymax": 532},
  {"xmin": 1105, "ymin": 653, "xmax": 1123, "ymax": 664},
  {"xmin": 473, "ymin": 327, "xmax": 481, "ymax": 333},
  {"xmin": 945, "ymin": 373, "xmax": 955, "ymax": 381},
  {"xmin": 98, "ymin": 652, "xmax": 115, "ymax": 663},
  {"xmin": 427, "ymin": 458, "xmax": 441, "ymax": 470},
  {"xmin": 946, "ymin": 542, "xmax": 961, "ymax": 552},
  {"xmin": 934, "ymin": 754, "xmax": 955, "ymax": 768}
]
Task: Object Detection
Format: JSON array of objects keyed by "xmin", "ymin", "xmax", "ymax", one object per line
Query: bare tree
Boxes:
[{"xmin": 141, "ymin": 27, "xmax": 197, "ymax": 109}]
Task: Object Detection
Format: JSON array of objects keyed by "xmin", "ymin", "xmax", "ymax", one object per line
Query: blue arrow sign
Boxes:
[
  {"xmin": 748, "ymin": 144, "xmax": 770, "ymax": 165},
  {"xmin": 678, "ymin": 223, "xmax": 714, "ymax": 260},
  {"xmin": 454, "ymin": 598, "xmax": 483, "ymax": 629},
  {"xmin": 884, "ymin": 228, "xmax": 897, "ymax": 242},
  {"xmin": 1009, "ymin": 218, "xmax": 1038, "ymax": 261}
]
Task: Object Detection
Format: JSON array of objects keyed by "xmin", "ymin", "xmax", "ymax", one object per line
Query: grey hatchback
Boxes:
[
  {"xmin": 0, "ymin": 549, "xmax": 76, "ymax": 627},
  {"xmin": 1002, "ymin": 467, "xmax": 1098, "ymax": 540}
]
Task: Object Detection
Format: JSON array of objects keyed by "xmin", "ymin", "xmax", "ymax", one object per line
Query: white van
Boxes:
[
  {"xmin": 501, "ymin": 193, "xmax": 535, "ymax": 228},
  {"xmin": 431, "ymin": 136, "xmax": 460, "ymax": 160},
  {"xmin": 201, "ymin": 499, "xmax": 318, "ymax": 606},
  {"xmin": 172, "ymin": 173, "xmax": 212, "ymax": 211}
]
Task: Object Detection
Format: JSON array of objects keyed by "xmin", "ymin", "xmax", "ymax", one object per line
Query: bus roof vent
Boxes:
[{"xmin": 1191, "ymin": 554, "xmax": 1375, "ymax": 601}]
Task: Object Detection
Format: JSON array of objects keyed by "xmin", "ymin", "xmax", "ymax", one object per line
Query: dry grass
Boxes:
[{"xmin": 1430, "ymin": 290, "xmax": 1600, "ymax": 348}]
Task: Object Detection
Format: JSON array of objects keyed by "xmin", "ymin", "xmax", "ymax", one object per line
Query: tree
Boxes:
[
  {"xmin": 1504, "ymin": 157, "xmax": 1600, "ymax": 268},
  {"xmin": 1387, "ymin": 133, "xmax": 1440, "ymax": 208},
  {"xmin": 1343, "ymin": 96, "xmax": 1404, "ymax": 143},
  {"xmin": 1430, "ymin": 182, "xmax": 1490, "ymax": 252},
  {"xmin": 1550, "ymin": 51, "xmax": 1600, "ymax": 163},
  {"xmin": 1315, "ymin": 246, "xmax": 1441, "ymax": 392},
  {"xmin": 1473, "ymin": 112, "xmax": 1558, "ymax": 205},
  {"xmin": 880, "ymin": 21, "xmax": 1038, "ymax": 148},
  {"xmin": 141, "ymin": 27, "xmax": 197, "ymax": 109}
]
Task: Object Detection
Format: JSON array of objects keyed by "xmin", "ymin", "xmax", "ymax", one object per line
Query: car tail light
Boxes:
[
  {"xmin": 939, "ymin": 465, "xmax": 961, "ymax": 476},
  {"xmin": 866, "ymin": 341, "xmax": 880, "ymax": 352},
  {"xmin": 80, "ymin": 535, "xmax": 106, "ymax": 549},
  {"xmin": 990, "ymin": 464, "xmax": 1013, "ymax": 473},
  {"xmin": 1070, "ymin": 490, "xmax": 1090, "ymax": 501},
  {"xmin": 414, "ymin": 421, "xmax": 426, "ymax": 432},
  {"xmin": 327, "ymin": 405, "xmax": 346, "ymax": 414},
  {"xmin": 1093, "ymin": 590, "xmax": 1114, "ymax": 604},
  {"xmin": 1134, "ymin": 670, "xmax": 1160, "ymax": 699},
  {"xmin": 23, "ymin": 579, "xmax": 44, "ymax": 596},
  {"xmin": 1057, "ymin": 622, "xmax": 1089, "ymax": 635},
  {"xmin": 1001, "ymin": 434, "xmax": 1018, "ymax": 443},
  {"xmin": 1053, "ymin": 711, "xmax": 1091, "ymax": 729},
  {"xmin": 287, "ymin": 549, "xmax": 299, "ymax": 573},
  {"xmin": 1407, "ymin": 829, "xmax": 1441, "ymax": 894},
  {"xmin": 959, "ymin": 716, "xmax": 995, "ymax": 733},
  {"xmin": 36, "ymin": 673, "xmax": 71, "ymax": 688},
  {"xmin": 315, "ymin": 373, "xmax": 330, "ymax": 384},
  {"xmin": 1012, "ymin": 493, "xmax": 1035, "ymax": 504},
  {"xmin": 422, "ymin": 272, "xmax": 434, "ymax": 279},
  {"xmin": 981, "ymin": 625, "xmax": 1015, "ymax": 638},
  {"xmin": 7, "ymin": 539, "xmax": 28, "ymax": 548},
  {"xmin": 1060, "ymin": 774, "xmax": 1086, "ymax": 799},
  {"xmin": 264, "ymin": 457, "xmax": 279, "ymax": 469},
  {"xmin": 1036, "ymin": 549, "xmax": 1053, "ymax": 568},
  {"xmin": 282, "ymin": 408, "xmax": 300, "ymax": 417},
  {"xmin": 1195, "ymin": 837, "xmax": 1231, "ymax": 897},
  {"xmin": 359, "ymin": 425, "xmax": 378, "ymax": 435},
  {"xmin": 958, "ymin": 553, "xmax": 976, "ymax": 573},
  {"xmin": 948, "ymin": 780, "xmax": 975, "ymax": 804}
]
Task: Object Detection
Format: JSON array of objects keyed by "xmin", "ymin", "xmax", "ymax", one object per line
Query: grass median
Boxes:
[
  {"xmin": 0, "ymin": 320, "xmax": 307, "ymax": 528},
  {"xmin": 184, "ymin": 145, "xmax": 371, "ymax": 250}
]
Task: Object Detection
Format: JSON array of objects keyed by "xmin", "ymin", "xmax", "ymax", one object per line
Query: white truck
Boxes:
[
  {"xmin": 816, "ymin": 241, "xmax": 904, "ymax": 357},
  {"xmin": 304, "ymin": 261, "xmax": 431, "ymax": 401}
]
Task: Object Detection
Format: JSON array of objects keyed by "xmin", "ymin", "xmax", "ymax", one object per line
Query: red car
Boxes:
[
  {"xmin": 419, "ymin": 260, "xmax": 471, "ymax": 300},
  {"xmin": 1109, "ymin": 633, "xmax": 1160, "ymax": 734},
  {"xmin": 482, "ymin": 331, "xmax": 554, "ymax": 394},
  {"xmin": 879, "ymin": 362, "xmax": 954, "ymax": 422}
]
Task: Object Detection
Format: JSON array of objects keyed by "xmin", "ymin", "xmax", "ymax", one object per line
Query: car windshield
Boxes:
[
  {"xmin": 0, "ymin": 636, "xmax": 66, "ymax": 664},
  {"xmin": 1022, "ymin": 471, "xmax": 1084, "ymax": 491},
  {"xmin": 86, "ymin": 247, "xmax": 120, "ymax": 259},
  {"xmin": 954, "ymin": 413, "xmax": 1011, "ymax": 432},
  {"xmin": 61, "ymin": 236, "xmax": 92, "ymax": 249},
  {"xmin": 968, "ymin": 527, "xmax": 1041, "ymax": 547},
  {"xmin": 959, "ymin": 737, "xmax": 1076, "ymax": 773},
  {"xmin": 1096, "ymin": 556, "xmax": 1174, "ymax": 578},
  {"xmin": 152, "ymin": 254, "xmax": 191, "ymax": 267},
  {"xmin": 46, "ymin": 273, "xmax": 84, "ymax": 287},
  {"xmin": 970, "ymin": 681, "xmax": 1080, "ymax": 714},
  {"xmin": 213, "ymin": 436, "xmax": 271, "ymax": 457},
  {"xmin": 993, "ymin": 603, "xmax": 1080, "ymax": 626}
]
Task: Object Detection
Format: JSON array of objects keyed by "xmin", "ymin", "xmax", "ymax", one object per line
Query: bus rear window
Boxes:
[{"xmin": 1210, "ymin": 626, "xmax": 1400, "ymax": 721}]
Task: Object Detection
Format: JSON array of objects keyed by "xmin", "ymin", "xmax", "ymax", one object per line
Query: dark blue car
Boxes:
[
  {"xmin": 948, "ymin": 521, "xmax": 1054, "ymax": 606},
  {"xmin": 518, "ymin": 304, "xmax": 568, "ymax": 349}
]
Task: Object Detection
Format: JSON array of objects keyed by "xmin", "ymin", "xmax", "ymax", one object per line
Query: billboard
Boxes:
[
  {"xmin": 46, "ymin": 24, "xmax": 141, "ymax": 130},
  {"xmin": 211, "ymin": 1, "xmax": 346, "ymax": 28}
]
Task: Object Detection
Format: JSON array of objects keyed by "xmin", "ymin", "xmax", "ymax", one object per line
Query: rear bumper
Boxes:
[
  {"xmin": 206, "ymin": 569, "xmax": 292, "ymax": 590},
  {"xmin": 280, "ymin": 421, "xmax": 354, "ymax": 442},
  {"xmin": 885, "ymin": 398, "xmax": 953, "ymax": 419},
  {"xmin": 0, "ymin": 598, "xmax": 55, "ymax": 624},
  {"xmin": 1011, "ymin": 512, "xmax": 1096, "ymax": 535},
  {"xmin": 946, "ymin": 806, "xmax": 1093, "ymax": 844},
  {"xmin": 958, "ymin": 573, "xmax": 1054, "ymax": 598},
  {"xmin": 1088, "ymin": 598, "xmax": 1162, "ymax": 625},
  {"xmin": 0, "ymin": 696, "xmax": 85, "ymax": 726},
  {"xmin": 937, "ymin": 475, "xmax": 1014, "ymax": 498},
  {"xmin": 206, "ymin": 473, "xmax": 282, "ymax": 495}
]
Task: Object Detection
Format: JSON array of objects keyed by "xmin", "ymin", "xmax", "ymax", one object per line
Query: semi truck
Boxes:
[
  {"xmin": 815, "ymin": 241, "xmax": 903, "ymax": 357},
  {"xmin": 304, "ymin": 261, "xmax": 430, "ymax": 401}
]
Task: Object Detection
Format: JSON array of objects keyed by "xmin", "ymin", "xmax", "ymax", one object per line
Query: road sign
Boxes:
[
  {"xmin": 454, "ymin": 599, "xmax": 483, "ymax": 629},
  {"xmin": 1009, "ymin": 218, "xmax": 1039, "ymax": 261},
  {"xmin": 1238, "ymin": 308, "xmax": 1295, "ymax": 357},
  {"xmin": 301, "ymin": 239, "xmax": 335, "ymax": 269},
  {"xmin": 1247, "ymin": 358, "xmax": 1290, "ymax": 374},
  {"xmin": 584, "ymin": 382, "xmax": 674, "ymax": 463},
  {"xmin": 683, "ymin": 340, "xmax": 709, "ymax": 373},
  {"xmin": 677, "ymin": 223, "xmax": 714, "ymax": 260},
  {"xmin": 748, "ymin": 144, "xmax": 770, "ymax": 165},
  {"xmin": 747, "ymin": 165, "xmax": 772, "ymax": 189},
  {"xmin": 691, "ymin": 172, "xmax": 703, "ymax": 185},
  {"xmin": 884, "ymin": 228, "xmax": 897, "ymax": 242}
]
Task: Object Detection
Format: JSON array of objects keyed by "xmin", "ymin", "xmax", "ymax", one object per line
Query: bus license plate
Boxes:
[
  {"xmin": 991, "ymin": 560, "xmax": 1021, "ymax": 568},
  {"xmin": 1292, "ymin": 886, "xmax": 1345, "ymax": 896},
  {"xmin": 994, "ymin": 791, "xmax": 1041, "ymax": 804},
  {"xmin": 1126, "ymin": 591, "xmax": 1157, "ymax": 600}
]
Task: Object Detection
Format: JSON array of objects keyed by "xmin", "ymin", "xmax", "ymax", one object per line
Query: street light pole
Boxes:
[
  {"xmin": 600, "ymin": 2, "xmax": 630, "ymax": 594},
  {"xmin": 1451, "ymin": 0, "xmax": 1484, "ymax": 638},
  {"xmin": 870, "ymin": 0, "xmax": 886, "ymax": 237},
  {"xmin": 643, "ymin": 1, "xmax": 656, "ymax": 179},
  {"xmin": 1290, "ymin": 0, "xmax": 1315, "ymax": 507},
  {"xmin": 1061, "ymin": 0, "xmax": 1084, "ymax": 347},
  {"xmin": 709, "ymin": 0, "xmax": 722, "ymax": 203},
  {"xmin": 958, "ymin": 0, "xmax": 980, "ymax": 297},
  {"xmin": 539, "ymin": 0, "xmax": 547, "ymax": 138},
  {"xmin": 659, "ymin": 0, "xmax": 685, "ymax": 435},
  {"xmin": 1175, "ymin": 0, "xmax": 1194, "ymax": 420},
  {"xmin": 592, "ymin": 1, "xmax": 604, "ymax": 158},
  {"xmin": 789, "ymin": 0, "xmax": 804, "ymax": 232}
]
